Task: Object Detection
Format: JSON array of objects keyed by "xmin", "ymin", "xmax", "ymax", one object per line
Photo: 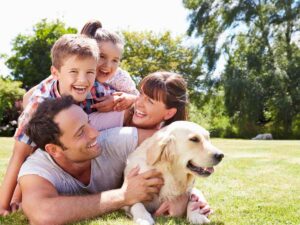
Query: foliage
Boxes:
[
  {"xmin": 0, "ymin": 78, "xmax": 25, "ymax": 136},
  {"xmin": 120, "ymin": 30, "xmax": 206, "ymax": 104},
  {"xmin": 4, "ymin": 19, "xmax": 77, "ymax": 89},
  {"xmin": 1, "ymin": 137, "xmax": 300, "ymax": 224},
  {"xmin": 183, "ymin": 0, "xmax": 300, "ymax": 138}
]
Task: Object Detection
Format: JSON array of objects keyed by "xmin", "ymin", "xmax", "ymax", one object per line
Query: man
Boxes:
[{"xmin": 18, "ymin": 96, "xmax": 163, "ymax": 225}]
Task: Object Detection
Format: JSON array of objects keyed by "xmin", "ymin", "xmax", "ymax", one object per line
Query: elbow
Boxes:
[{"xmin": 26, "ymin": 209, "xmax": 60, "ymax": 225}]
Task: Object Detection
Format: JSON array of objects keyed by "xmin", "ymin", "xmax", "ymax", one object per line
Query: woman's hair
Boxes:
[
  {"xmin": 80, "ymin": 20, "xmax": 124, "ymax": 50},
  {"xmin": 139, "ymin": 71, "xmax": 188, "ymax": 126}
]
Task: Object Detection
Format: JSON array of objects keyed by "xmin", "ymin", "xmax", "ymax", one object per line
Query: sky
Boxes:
[{"xmin": 0, "ymin": 0, "xmax": 191, "ymax": 76}]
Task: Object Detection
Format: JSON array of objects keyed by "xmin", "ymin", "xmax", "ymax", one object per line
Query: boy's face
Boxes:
[
  {"xmin": 96, "ymin": 41, "xmax": 122, "ymax": 83},
  {"xmin": 52, "ymin": 55, "xmax": 97, "ymax": 102}
]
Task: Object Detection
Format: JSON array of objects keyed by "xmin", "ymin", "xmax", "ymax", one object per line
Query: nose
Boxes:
[
  {"xmin": 87, "ymin": 124, "xmax": 99, "ymax": 138},
  {"xmin": 214, "ymin": 153, "xmax": 224, "ymax": 162}
]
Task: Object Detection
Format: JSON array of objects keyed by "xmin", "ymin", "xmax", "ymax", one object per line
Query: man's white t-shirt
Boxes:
[{"xmin": 18, "ymin": 127, "xmax": 138, "ymax": 195}]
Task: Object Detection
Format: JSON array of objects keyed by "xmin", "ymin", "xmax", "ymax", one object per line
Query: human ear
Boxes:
[
  {"xmin": 51, "ymin": 66, "xmax": 59, "ymax": 79},
  {"xmin": 163, "ymin": 108, "xmax": 177, "ymax": 121},
  {"xmin": 45, "ymin": 143, "xmax": 61, "ymax": 158}
]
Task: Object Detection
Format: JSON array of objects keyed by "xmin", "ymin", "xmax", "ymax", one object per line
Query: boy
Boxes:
[{"xmin": 0, "ymin": 34, "xmax": 103, "ymax": 215}]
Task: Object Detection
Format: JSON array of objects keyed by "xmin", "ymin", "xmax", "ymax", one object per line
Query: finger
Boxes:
[
  {"xmin": 3, "ymin": 210, "xmax": 10, "ymax": 216},
  {"xmin": 199, "ymin": 205, "xmax": 211, "ymax": 214},
  {"xmin": 154, "ymin": 202, "xmax": 169, "ymax": 216},
  {"xmin": 145, "ymin": 177, "xmax": 164, "ymax": 187},
  {"xmin": 191, "ymin": 202, "xmax": 206, "ymax": 211},
  {"xmin": 112, "ymin": 92, "xmax": 123, "ymax": 96},
  {"xmin": 127, "ymin": 166, "xmax": 140, "ymax": 178},
  {"xmin": 141, "ymin": 169, "xmax": 162, "ymax": 179},
  {"xmin": 146, "ymin": 186, "xmax": 160, "ymax": 194}
]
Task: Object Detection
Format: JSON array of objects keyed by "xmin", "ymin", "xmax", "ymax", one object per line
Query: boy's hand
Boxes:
[
  {"xmin": 91, "ymin": 95, "xmax": 124, "ymax": 112},
  {"xmin": 113, "ymin": 92, "xmax": 137, "ymax": 111},
  {"xmin": 0, "ymin": 205, "xmax": 10, "ymax": 216}
]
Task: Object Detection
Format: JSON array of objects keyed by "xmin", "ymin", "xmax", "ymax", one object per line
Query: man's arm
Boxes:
[{"xmin": 20, "ymin": 167, "xmax": 163, "ymax": 225}]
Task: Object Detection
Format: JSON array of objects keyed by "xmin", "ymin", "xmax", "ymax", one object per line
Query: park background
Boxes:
[{"xmin": 0, "ymin": 0, "xmax": 299, "ymax": 224}]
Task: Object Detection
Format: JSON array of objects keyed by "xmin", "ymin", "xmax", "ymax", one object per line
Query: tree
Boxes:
[
  {"xmin": 4, "ymin": 19, "xmax": 77, "ymax": 89},
  {"xmin": 0, "ymin": 78, "xmax": 25, "ymax": 136},
  {"xmin": 183, "ymin": 0, "xmax": 300, "ymax": 138},
  {"xmin": 120, "ymin": 30, "xmax": 206, "ymax": 104}
]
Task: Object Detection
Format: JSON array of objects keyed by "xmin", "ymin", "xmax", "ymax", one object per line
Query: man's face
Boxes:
[
  {"xmin": 53, "ymin": 104, "xmax": 101, "ymax": 162},
  {"xmin": 53, "ymin": 55, "xmax": 97, "ymax": 102}
]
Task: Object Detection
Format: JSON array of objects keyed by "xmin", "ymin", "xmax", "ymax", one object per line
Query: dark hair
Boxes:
[
  {"xmin": 80, "ymin": 20, "xmax": 124, "ymax": 49},
  {"xmin": 25, "ymin": 96, "xmax": 75, "ymax": 150},
  {"xmin": 139, "ymin": 71, "xmax": 188, "ymax": 126}
]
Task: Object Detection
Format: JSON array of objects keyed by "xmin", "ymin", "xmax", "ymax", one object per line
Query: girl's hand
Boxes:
[
  {"xmin": 91, "ymin": 95, "xmax": 123, "ymax": 112},
  {"xmin": 113, "ymin": 92, "xmax": 137, "ymax": 111}
]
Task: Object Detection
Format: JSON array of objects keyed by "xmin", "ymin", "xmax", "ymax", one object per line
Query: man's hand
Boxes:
[
  {"xmin": 154, "ymin": 193, "xmax": 189, "ymax": 217},
  {"xmin": 122, "ymin": 167, "xmax": 164, "ymax": 206},
  {"xmin": 91, "ymin": 95, "xmax": 124, "ymax": 112},
  {"xmin": 113, "ymin": 92, "xmax": 137, "ymax": 111}
]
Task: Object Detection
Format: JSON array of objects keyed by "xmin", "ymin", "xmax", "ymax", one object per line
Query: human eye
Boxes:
[{"xmin": 76, "ymin": 128, "xmax": 84, "ymax": 138}]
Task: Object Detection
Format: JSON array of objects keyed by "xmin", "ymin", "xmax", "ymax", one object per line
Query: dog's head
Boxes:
[{"xmin": 146, "ymin": 121, "xmax": 224, "ymax": 177}]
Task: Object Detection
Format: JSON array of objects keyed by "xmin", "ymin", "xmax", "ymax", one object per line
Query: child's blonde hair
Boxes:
[{"xmin": 51, "ymin": 34, "xmax": 99, "ymax": 70}]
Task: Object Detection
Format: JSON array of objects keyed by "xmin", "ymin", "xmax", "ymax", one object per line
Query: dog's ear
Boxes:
[{"xmin": 146, "ymin": 133, "xmax": 176, "ymax": 165}]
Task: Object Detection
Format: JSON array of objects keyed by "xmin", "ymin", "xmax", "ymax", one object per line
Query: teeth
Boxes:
[
  {"xmin": 88, "ymin": 140, "xmax": 97, "ymax": 148},
  {"xmin": 135, "ymin": 110, "xmax": 146, "ymax": 116}
]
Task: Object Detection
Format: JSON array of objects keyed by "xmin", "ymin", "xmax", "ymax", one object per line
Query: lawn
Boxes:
[{"xmin": 0, "ymin": 137, "xmax": 299, "ymax": 225}]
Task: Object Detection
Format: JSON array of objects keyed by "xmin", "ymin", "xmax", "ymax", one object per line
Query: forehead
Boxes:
[
  {"xmin": 54, "ymin": 105, "xmax": 87, "ymax": 133},
  {"xmin": 100, "ymin": 41, "xmax": 122, "ymax": 55}
]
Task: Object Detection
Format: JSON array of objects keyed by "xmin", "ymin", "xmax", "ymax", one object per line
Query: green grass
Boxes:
[{"xmin": 0, "ymin": 138, "xmax": 299, "ymax": 225}]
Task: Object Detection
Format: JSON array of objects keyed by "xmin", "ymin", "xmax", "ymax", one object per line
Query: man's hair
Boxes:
[
  {"xmin": 25, "ymin": 95, "xmax": 75, "ymax": 150},
  {"xmin": 51, "ymin": 34, "xmax": 99, "ymax": 70}
]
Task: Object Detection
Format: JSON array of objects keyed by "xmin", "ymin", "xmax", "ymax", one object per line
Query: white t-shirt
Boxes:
[{"xmin": 18, "ymin": 127, "xmax": 138, "ymax": 195}]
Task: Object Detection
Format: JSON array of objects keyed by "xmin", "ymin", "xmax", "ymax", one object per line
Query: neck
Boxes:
[{"xmin": 54, "ymin": 158, "xmax": 92, "ymax": 185}]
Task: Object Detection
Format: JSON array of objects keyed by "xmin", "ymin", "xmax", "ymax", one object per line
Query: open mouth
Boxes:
[
  {"xmin": 134, "ymin": 109, "xmax": 146, "ymax": 118},
  {"xmin": 73, "ymin": 85, "xmax": 87, "ymax": 94},
  {"xmin": 187, "ymin": 160, "xmax": 214, "ymax": 177}
]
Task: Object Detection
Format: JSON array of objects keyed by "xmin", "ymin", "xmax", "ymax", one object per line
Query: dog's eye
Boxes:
[{"xmin": 189, "ymin": 136, "xmax": 200, "ymax": 143}]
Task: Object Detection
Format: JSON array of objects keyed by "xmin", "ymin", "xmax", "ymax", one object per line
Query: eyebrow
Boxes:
[{"xmin": 73, "ymin": 125, "xmax": 84, "ymax": 137}]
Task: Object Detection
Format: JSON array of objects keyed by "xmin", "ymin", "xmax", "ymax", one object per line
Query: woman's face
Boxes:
[{"xmin": 132, "ymin": 91, "xmax": 176, "ymax": 129}]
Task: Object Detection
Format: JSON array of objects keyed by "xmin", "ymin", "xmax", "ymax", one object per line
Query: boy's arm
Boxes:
[
  {"xmin": 0, "ymin": 141, "xmax": 33, "ymax": 214},
  {"xmin": 20, "ymin": 168, "xmax": 163, "ymax": 225}
]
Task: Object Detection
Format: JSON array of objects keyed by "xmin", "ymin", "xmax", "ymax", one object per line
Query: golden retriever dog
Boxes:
[{"xmin": 124, "ymin": 121, "xmax": 224, "ymax": 225}]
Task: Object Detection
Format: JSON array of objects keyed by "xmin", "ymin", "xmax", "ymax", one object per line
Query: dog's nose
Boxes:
[{"xmin": 214, "ymin": 153, "xmax": 224, "ymax": 162}]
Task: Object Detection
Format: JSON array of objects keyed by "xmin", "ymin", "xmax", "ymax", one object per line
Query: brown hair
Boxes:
[
  {"xmin": 25, "ymin": 95, "xmax": 75, "ymax": 150},
  {"xmin": 80, "ymin": 20, "xmax": 124, "ymax": 50},
  {"xmin": 51, "ymin": 34, "xmax": 99, "ymax": 70},
  {"xmin": 139, "ymin": 71, "xmax": 188, "ymax": 126}
]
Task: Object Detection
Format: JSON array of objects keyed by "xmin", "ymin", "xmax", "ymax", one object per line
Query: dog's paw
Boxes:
[
  {"xmin": 187, "ymin": 211, "xmax": 210, "ymax": 224},
  {"xmin": 134, "ymin": 212, "xmax": 155, "ymax": 225}
]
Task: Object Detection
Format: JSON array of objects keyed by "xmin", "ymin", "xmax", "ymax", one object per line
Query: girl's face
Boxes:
[
  {"xmin": 132, "ymin": 91, "xmax": 176, "ymax": 129},
  {"xmin": 96, "ymin": 41, "xmax": 122, "ymax": 83}
]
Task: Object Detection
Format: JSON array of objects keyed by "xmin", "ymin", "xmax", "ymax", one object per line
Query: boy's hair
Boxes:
[
  {"xmin": 80, "ymin": 20, "xmax": 124, "ymax": 50},
  {"xmin": 25, "ymin": 95, "xmax": 75, "ymax": 150},
  {"xmin": 51, "ymin": 34, "xmax": 99, "ymax": 70},
  {"xmin": 139, "ymin": 71, "xmax": 188, "ymax": 126}
]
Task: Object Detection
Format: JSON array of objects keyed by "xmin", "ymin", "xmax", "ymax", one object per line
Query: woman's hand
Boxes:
[{"xmin": 154, "ymin": 193, "xmax": 189, "ymax": 217}]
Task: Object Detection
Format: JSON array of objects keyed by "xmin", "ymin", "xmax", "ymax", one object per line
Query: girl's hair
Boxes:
[
  {"xmin": 139, "ymin": 71, "xmax": 188, "ymax": 126},
  {"xmin": 80, "ymin": 20, "xmax": 124, "ymax": 50}
]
